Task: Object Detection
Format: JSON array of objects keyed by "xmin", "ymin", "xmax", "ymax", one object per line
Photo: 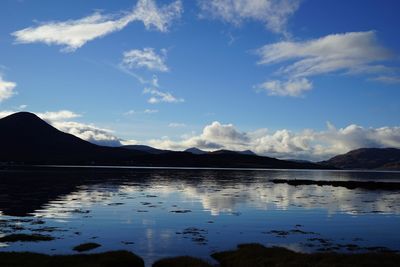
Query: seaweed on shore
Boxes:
[
  {"xmin": 73, "ymin": 242, "xmax": 101, "ymax": 252},
  {"xmin": 0, "ymin": 234, "xmax": 54, "ymax": 242},
  {"xmin": 1, "ymin": 244, "xmax": 400, "ymax": 267}
]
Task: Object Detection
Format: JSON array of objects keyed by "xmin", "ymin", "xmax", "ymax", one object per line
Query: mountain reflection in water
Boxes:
[{"xmin": 0, "ymin": 168, "xmax": 399, "ymax": 265}]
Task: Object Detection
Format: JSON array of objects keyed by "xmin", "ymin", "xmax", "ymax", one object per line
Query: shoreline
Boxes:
[
  {"xmin": 272, "ymin": 178, "xmax": 400, "ymax": 190},
  {"xmin": 1, "ymin": 164, "xmax": 400, "ymax": 173},
  {"xmin": 1, "ymin": 244, "xmax": 399, "ymax": 267}
]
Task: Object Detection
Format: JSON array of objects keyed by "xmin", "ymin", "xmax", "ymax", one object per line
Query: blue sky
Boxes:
[{"xmin": 1, "ymin": 0, "xmax": 400, "ymax": 160}]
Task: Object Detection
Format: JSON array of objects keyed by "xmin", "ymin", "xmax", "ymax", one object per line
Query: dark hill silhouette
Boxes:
[
  {"xmin": 0, "ymin": 112, "xmax": 328, "ymax": 169},
  {"xmin": 121, "ymin": 145, "xmax": 170, "ymax": 154},
  {"xmin": 0, "ymin": 112, "xmax": 146, "ymax": 164},
  {"xmin": 208, "ymin": 149, "xmax": 257, "ymax": 156},
  {"xmin": 184, "ymin": 147, "xmax": 257, "ymax": 156},
  {"xmin": 321, "ymin": 148, "xmax": 400, "ymax": 170},
  {"xmin": 184, "ymin": 147, "xmax": 207, "ymax": 155},
  {"xmin": 239, "ymin": 150, "xmax": 257, "ymax": 156}
]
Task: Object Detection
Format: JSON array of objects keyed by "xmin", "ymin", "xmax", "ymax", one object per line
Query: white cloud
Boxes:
[
  {"xmin": 51, "ymin": 120, "xmax": 122, "ymax": 146},
  {"xmin": 168, "ymin": 122, "xmax": 186, "ymax": 128},
  {"xmin": 0, "ymin": 75, "xmax": 17, "ymax": 102},
  {"xmin": 372, "ymin": 75, "xmax": 400, "ymax": 84},
  {"xmin": 255, "ymin": 31, "xmax": 399, "ymax": 96},
  {"xmin": 257, "ymin": 78, "xmax": 312, "ymax": 97},
  {"xmin": 257, "ymin": 31, "xmax": 392, "ymax": 76},
  {"xmin": 12, "ymin": 0, "xmax": 182, "ymax": 52},
  {"xmin": 124, "ymin": 109, "xmax": 158, "ymax": 115},
  {"xmin": 143, "ymin": 88, "xmax": 184, "ymax": 104},
  {"xmin": 0, "ymin": 110, "xmax": 14, "ymax": 118},
  {"xmin": 198, "ymin": 0, "xmax": 301, "ymax": 35},
  {"xmin": 134, "ymin": 0, "xmax": 182, "ymax": 32},
  {"xmin": 122, "ymin": 48, "xmax": 168, "ymax": 72},
  {"xmin": 36, "ymin": 110, "xmax": 81, "ymax": 121},
  {"xmin": 0, "ymin": 110, "xmax": 123, "ymax": 146},
  {"xmin": 147, "ymin": 121, "xmax": 400, "ymax": 161}
]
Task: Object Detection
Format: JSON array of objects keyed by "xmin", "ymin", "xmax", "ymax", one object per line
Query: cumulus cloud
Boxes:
[
  {"xmin": 147, "ymin": 121, "xmax": 400, "ymax": 161},
  {"xmin": 143, "ymin": 88, "xmax": 184, "ymax": 104},
  {"xmin": 51, "ymin": 120, "xmax": 122, "ymax": 146},
  {"xmin": 12, "ymin": 0, "xmax": 182, "ymax": 52},
  {"xmin": 0, "ymin": 75, "xmax": 17, "ymax": 102},
  {"xmin": 122, "ymin": 48, "xmax": 168, "ymax": 72},
  {"xmin": 198, "ymin": 0, "xmax": 301, "ymax": 36},
  {"xmin": 256, "ymin": 31, "xmax": 399, "ymax": 96}
]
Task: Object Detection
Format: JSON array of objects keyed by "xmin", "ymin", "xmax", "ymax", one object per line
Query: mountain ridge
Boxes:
[
  {"xmin": 0, "ymin": 112, "xmax": 329, "ymax": 169},
  {"xmin": 321, "ymin": 148, "xmax": 400, "ymax": 170}
]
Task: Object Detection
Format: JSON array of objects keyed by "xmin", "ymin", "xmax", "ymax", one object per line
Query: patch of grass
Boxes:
[
  {"xmin": 0, "ymin": 250, "xmax": 144, "ymax": 267},
  {"xmin": 153, "ymin": 256, "xmax": 212, "ymax": 267},
  {"xmin": 211, "ymin": 243, "xmax": 400, "ymax": 267},
  {"xmin": 0, "ymin": 234, "xmax": 54, "ymax": 242},
  {"xmin": 73, "ymin": 242, "xmax": 101, "ymax": 252}
]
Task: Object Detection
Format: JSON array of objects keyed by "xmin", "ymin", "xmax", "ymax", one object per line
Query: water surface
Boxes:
[{"xmin": 0, "ymin": 168, "xmax": 399, "ymax": 266}]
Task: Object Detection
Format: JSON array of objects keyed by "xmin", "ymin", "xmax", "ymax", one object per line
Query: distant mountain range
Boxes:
[
  {"xmin": 0, "ymin": 112, "xmax": 327, "ymax": 169},
  {"xmin": 121, "ymin": 145, "xmax": 170, "ymax": 154},
  {"xmin": 1, "ymin": 112, "xmax": 398, "ymax": 170},
  {"xmin": 321, "ymin": 148, "xmax": 400, "ymax": 170},
  {"xmin": 122, "ymin": 145, "xmax": 258, "ymax": 156}
]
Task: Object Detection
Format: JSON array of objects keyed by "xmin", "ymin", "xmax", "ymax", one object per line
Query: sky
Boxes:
[{"xmin": 0, "ymin": 0, "xmax": 400, "ymax": 161}]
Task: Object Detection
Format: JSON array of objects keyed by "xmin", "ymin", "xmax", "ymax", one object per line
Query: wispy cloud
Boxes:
[
  {"xmin": 143, "ymin": 87, "xmax": 184, "ymax": 104},
  {"xmin": 36, "ymin": 110, "xmax": 82, "ymax": 121},
  {"xmin": 168, "ymin": 122, "xmax": 186, "ymax": 128},
  {"xmin": 0, "ymin": 75, "xmax": 17, "ymax": 102},
  {"xmin": 198, "ymin": 0, "xmax": 301, "ymax": 36},
  {"xmin": 256, "ymin": 31, "xmax": 400, "ymax": 96},
  {"xmin": 122, "ymin": 48, "xmax": 168, "ymax": 72},
  {"xmin": 256, "ymin": 78, "xmax": 312, "ymax": 97},
  {"xmin": 124, "ymin": 109, "xmax": 159, "ymax": 115},
  {"xmin": 12, "ymin": 0, "xmax": 182, "ymax": 52}
]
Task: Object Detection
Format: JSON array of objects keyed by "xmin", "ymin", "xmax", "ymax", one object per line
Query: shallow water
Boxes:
[{"xmin": 0, "ymin": 168, "xmax": 399, "ymax": 266}]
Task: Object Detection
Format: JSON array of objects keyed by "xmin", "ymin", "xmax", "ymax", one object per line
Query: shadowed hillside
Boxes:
[{"xmin": 321, "ymin": 148, "xmax": 400, "ymax": 170}]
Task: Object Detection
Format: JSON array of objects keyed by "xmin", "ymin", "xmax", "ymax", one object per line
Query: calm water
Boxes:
[{"xmin": 0, "ymin": 167, "xmax": 400, "ymax": 266}]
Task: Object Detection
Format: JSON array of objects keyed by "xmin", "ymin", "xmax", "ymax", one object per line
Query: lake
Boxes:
[{"xmin": 0, "ymin": 167, "xmax": 400, "ymax": 266}]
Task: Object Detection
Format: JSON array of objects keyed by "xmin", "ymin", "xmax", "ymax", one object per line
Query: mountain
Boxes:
[
  {"xmin": 239, "ymin": 150, "xmax": 257, "ymax": 156},
  {"xmin": 0, "ymin": 112, "xmax": 329, "ymax": 169},
  {"xmin": 184, "ymin": 148, "xmax": 257, "ymax": 156},
  {"xmin": 321, "ymin": 148, "xmax": 400, "ymax": 170},
  {"xmin": 0, "ymin": 112, "xmax": 146, "ymax": 164},
  {"xmin": 184, "ymin": 147, "xmax": 207, "ymax": 155},
  {"xmin": 121, "ymin": 145, "xmax": 170, "ymax": 154}
]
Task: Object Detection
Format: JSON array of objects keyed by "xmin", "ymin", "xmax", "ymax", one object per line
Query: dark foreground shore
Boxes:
[{"xmin": 1, "ymin": 244, "xmax": 399, "ymax": 267}]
